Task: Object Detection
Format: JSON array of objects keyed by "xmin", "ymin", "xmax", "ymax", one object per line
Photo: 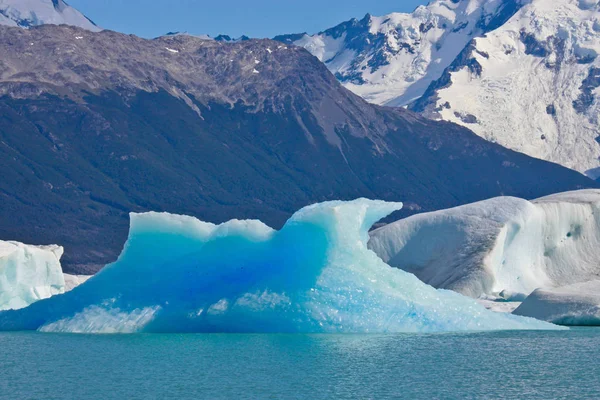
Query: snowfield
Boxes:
[
  {"xmin": 369, "ymin": 189, "xmax": 600, "ymax": 301},
  {"xmin": 285, "ymin": 0, "xmax": 517, "ymax": 106},
  {"xmin": 0, "ymin": 0, "xmax": 99, "ymax": 31},
  {"xmin": 420, "ymin": 0, "xmax": 600, "ymax": 178}
]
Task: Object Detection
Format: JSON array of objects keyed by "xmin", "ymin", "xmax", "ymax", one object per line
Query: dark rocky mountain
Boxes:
[{"xmin": 0, "ymin": 24, "xmax": 596, "ymax": 273}]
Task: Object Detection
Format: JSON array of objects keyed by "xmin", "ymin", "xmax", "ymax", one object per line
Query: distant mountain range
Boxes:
[
  {"xmin": 0, "ymin": 24, "xmax": 595, "ymax": 273},
  {"xmin": 277, "ymin": 0, "xmax": 600, "ymax": 179}
]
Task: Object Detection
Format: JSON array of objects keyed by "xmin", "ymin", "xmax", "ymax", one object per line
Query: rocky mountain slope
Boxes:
[
  {"xmin": 281, "ymin": 0, "xmax": 600, "ymax": 178},
  {"xmin": 0, "ymin": 24, "xmax": 596, "ymax": 273},
  {"xmin": 0, "ymin": 0, "xmax": 99, "ymax": 31}
]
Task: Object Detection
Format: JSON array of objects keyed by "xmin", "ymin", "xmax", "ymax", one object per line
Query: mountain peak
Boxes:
[
  {"xmin": 280, "ymin": 0, "xmax": 524, "ymax": 106},
  {"xmin": 0, "ymin": 0, "xmax": 100, "ymax": 31}
]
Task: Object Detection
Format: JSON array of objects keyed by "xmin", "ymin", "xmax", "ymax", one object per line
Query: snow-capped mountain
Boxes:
[
  {"xmin": 276, "ymin": 0, "xmax": 524, "ymax": 106},
  {"xmin": 414, "ymin": 0, "xmax": 600, "ymax": 179},
  {"xmin": 0, "ymin": 0, "xmax": 99, "ymax": 31},
  {"xmin": 280, "ymin": 0, "xmax": 600, "ymax": 177}
]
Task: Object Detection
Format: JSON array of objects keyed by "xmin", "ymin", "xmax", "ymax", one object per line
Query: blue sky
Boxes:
[{"xmin": 68, "ymin": 0, "xmax": 429, "ymax": 39}]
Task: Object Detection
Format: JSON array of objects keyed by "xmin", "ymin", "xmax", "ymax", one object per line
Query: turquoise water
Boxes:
[{"xmin": 1, "ymin": 330, "xmax": 600, "ymax": 399}]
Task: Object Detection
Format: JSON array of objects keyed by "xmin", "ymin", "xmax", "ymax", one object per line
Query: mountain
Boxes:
[
  {"xmin": 275, "ymin": 0, "xmax": 523, "ymax": 106},
  {"xmin": 0, "ymin": 0, "xmax": 99, "ymax": 31},
  {"xmin": 413, "ymin": 0, "xmax": 600, "ymax": 179},
  {"xmin": 278, "ymin": 0, "xmax": 600, "ymax": 178},
  {"xmin": 0, "ymin": 24, "xmax": 596, "ymax": 273}
]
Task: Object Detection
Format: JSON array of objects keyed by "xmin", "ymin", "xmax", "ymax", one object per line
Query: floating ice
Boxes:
[
  {"xmin": 0, "ymin": 241, "xmax": 65, "ymax": 311},
  {"xmin": 369, "ymin": 190, "xmax": 600, "ymax": 300},
  {"xmin": 63, "ymin": 274, "xmax": 92, "ymax": 292},
  {"xmin": 514, "ymin": 281, "xmax": 600, "ymax": 326},
  {"xmin": 0, "ymin": 199, "xmax": 558, "ymax": 333}
]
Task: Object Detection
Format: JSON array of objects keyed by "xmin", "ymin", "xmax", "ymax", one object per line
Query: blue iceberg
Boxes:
[{"xmin": 0, "ymin": 199, "xmax": 559, "ymax": 333}]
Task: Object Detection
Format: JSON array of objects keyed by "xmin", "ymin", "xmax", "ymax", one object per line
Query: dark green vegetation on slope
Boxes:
[{"xmin": 0, "ymin": 25, "xmax": 596, "ymax": 272}]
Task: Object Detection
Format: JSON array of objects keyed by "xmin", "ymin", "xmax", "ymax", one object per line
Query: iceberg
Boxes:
[
  {"xmin": 63, "ymin": 274, "xmax": 92, "ymax": 292},
  {"xmin": 369, "ymin": 190, "xmax": 600, "ymax": 300},
  {"xmin": 514, "ymin": 281, "xmax": 600, "ymax": 326},
  {"xmin": 0, "ymin": 199, "xmax": 557, "ymax": 333},
  {"xmin": 0, "ymin": 241, "xmax": 65, "ymax": 311}
]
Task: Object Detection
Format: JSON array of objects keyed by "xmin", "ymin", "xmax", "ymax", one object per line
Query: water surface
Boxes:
[{"xmin": 1, "ymin": 329, "xmax": 599, "ymax": 399}]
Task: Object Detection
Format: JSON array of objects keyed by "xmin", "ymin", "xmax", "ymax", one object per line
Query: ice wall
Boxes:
[
  {"xmin": 0, "ymin": 199, "xmax": 556, "ymax": 333},
  {"xmin": 0, "ymin": 241, "xmax": 65, "ymax": 310},
  {"xmin": 369, "ymin": 190, "xmax": 600, "ymax": 300}
]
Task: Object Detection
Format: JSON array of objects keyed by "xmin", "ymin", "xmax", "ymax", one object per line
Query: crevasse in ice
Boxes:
[{"xmin": 0, "ymin": 199, "xmax": 559, "ymax": 333}]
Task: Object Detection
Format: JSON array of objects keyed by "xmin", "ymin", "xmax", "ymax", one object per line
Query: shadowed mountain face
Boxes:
[{"xmin": 0, "ymin": 25, "xmax": 596, "ymax": 273}]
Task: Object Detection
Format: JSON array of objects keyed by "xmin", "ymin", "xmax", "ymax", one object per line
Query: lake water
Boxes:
[{"xmin": 1, "ymin": 329, "xmax": 599, "ymax": 399}]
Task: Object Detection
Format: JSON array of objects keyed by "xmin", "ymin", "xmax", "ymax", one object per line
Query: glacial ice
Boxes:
[
  {"xmin": 369, "ymin": 190, "xmax": 600, "ymax": 301},
  {"xmin": 63, "ymin": 274, "xmax": 92, "ymax": 292},
  {"xmin": 514, "ymin": 281, "xmax": 600, "ymax": 326},
  {"xmin": 0, "ymin": 199, "xmax": 557, "ymax": 333},
  {"xmin": 0, "ymin": 241, "xmax": 65, "ymax": 311}
]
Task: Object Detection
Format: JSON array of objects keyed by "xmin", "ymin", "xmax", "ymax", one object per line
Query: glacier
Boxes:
[
  {"xmin": 285, "ymin": 0, "xmax": 515, "ymax": 106},
  {"xmin": 0, "ymin": 199, "xmax": 557, "ymax": 333},
  {"xmin": 369, "ymin": 190, "xmax": 600, "ymax": 301},
  {"xmin": 416, "ymin": 0, "xmax": 600, "ymax": 177},
  {"xmin": 0, "ymin": 240, "xmax": 65, "ymax": 311}
]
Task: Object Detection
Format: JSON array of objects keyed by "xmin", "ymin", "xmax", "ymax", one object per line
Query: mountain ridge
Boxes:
[
  {"xmin": 276, "ymin": 0, "xmax": 526, "ymax": 106},
  {"xmin": 0, "ymin": 24, "xmax": 596, "ymax": 273},
  {"xmin": 276, "ymin": 0, "xmax": 600, "ymax": 178}
]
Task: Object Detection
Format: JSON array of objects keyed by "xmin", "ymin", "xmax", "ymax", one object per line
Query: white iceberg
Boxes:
[
  {"xmin": 369, "ymin": 190, "xmax": 600, "ymax": 300},
  {"xmin": 0, "ymin": 199, "xmax": 557, "ymax": 333},
  {"xmin": 63, "ymin": 274, "xmax": 91, "ymax": 292},
  {"xmin": 0, "ymin": 240, "xmax": 65, "ymax": 310},
  {"xmin": 514, "ymin": 281, "xmax": 600, "ymax": 325}
]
